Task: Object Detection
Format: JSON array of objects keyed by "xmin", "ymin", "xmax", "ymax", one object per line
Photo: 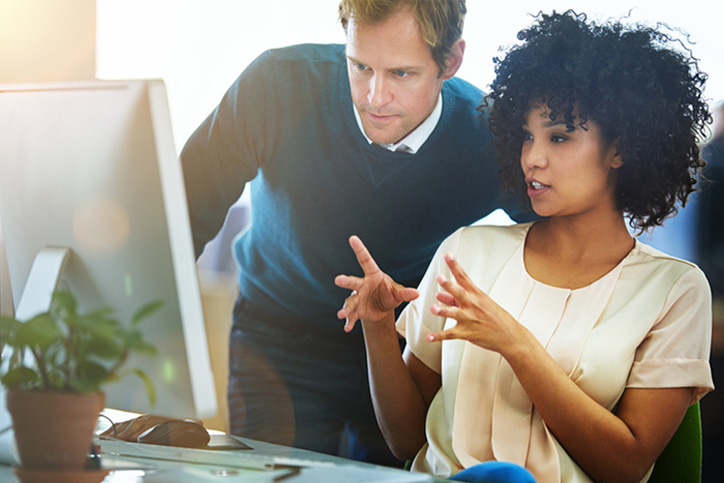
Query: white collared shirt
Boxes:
[{"xmin": 353, "ymin": 92, "xmax": 443, "ymax": 154}]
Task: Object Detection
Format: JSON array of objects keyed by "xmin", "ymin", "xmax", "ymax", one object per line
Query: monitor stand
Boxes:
[{"xmin": 13, "ymin": 246, "xmax": 70, "ymax": 320}]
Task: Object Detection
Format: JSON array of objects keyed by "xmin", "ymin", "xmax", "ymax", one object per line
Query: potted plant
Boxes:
[{"xmin": 0, "ymin": 289, "xmax": 159, "ymax": 474}]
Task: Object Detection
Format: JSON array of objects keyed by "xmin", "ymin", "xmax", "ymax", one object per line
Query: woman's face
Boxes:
[{"xmin": 520, "ymin": 105, "xmax": 622, "ymax": 220}]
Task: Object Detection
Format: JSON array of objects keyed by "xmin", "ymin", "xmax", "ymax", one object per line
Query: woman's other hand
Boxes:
[{"xmin": 428, "ymin": 252, "xmax": 526, "ymax": 355}]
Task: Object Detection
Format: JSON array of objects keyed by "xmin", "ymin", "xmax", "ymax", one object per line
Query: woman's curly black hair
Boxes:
[{"xmin": 484, "ymin": 10, "xmax": 711, "ymax": 232}]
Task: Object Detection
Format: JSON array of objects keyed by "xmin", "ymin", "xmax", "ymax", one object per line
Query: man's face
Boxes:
[{"xmin": 345, "ymin": 8, "xmax": 453, "ymax": 145}]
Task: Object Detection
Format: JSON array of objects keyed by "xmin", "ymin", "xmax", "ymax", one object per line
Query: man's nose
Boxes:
[{"xmin": 367, "ymin": 74, "xmax": 392, "ymax": 108}]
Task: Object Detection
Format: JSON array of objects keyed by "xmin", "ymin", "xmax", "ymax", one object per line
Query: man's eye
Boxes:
[
  {"xmin": 395, "ymin": 70, "xmax": 409, "ymax": 78},
  {"xmin": 355, "ymin": 63, "xmax": 368, "ymax": 71}
]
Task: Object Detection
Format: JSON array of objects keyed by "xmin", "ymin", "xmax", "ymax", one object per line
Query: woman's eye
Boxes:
[
  {"xmin": 522, "ymin": 132, "xmax": 533, "ymax": 142},
  {"xmin": 551, "ymin": 135, "xmax": 567, "ymax": 143}
]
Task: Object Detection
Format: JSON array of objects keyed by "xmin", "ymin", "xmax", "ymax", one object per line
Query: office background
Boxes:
[{"xmin": 0, "ymin": 0, "xmax": 722, "ymax": 480}]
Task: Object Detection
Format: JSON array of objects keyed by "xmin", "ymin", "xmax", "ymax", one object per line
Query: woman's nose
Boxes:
[{"xmin": 521, "ymin": 140, "xmax": 548, "ymax": 169}]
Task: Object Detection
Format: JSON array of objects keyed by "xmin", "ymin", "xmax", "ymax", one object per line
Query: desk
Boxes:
[{"xmin": 0, "ymin": 431, "xmax": 444, "ymax": 482}]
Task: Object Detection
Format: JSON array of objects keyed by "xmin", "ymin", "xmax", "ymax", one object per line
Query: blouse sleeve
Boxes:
[
  {"xmin": 627, "ymin": 265, "xmax": 714, "ymax": 404},
  {"xmin": 396, "ymin": 228, "xmax": 463, "ymax": 374}
]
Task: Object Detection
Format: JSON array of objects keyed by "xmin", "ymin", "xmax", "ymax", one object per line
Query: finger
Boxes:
[
  {"xmin": 435, "ymin": 291, "xmax": 457, "ymax": 307},
  {"xmin": 344, "ymin": 317, "xmax": 358, "ymax": 332},
  {"xmin": 444, "ymin": 252, "xmax": 474, "ymax": 288},
  {"xmin": 395, "ymin": 286, "xmax": 420, "ymax": 303},
  {"xmin": 426, "ymin": 328, "xmax": 459, "ymax": 343},
  {"xmin": 430, "ymin": 303, "xmax": 460, "ymax": 320},
  {"xmin": 436, "ymin": 273, "xmax": 466, "ymax": 301},
  {"xmin": 336, "ymin": 292, "xmax": 358, "ymax": 320},
  {"xmin": 348, "ymin": 235, "xmax": 381, "ymax": 276},
  {"xmin": 334, "ymin": 274, "xmax": 363, "ymax": 291}
]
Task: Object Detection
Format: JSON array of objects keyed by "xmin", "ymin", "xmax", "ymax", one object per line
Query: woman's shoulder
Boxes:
[{"xmin": 629, "ymin": 240, "xmax": 710, "ymax": 291}]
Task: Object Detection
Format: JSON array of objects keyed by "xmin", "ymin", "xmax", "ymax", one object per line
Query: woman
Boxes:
[{"xmin": 334, "ymin": 11, "xmax": 714, "ymax": 483}]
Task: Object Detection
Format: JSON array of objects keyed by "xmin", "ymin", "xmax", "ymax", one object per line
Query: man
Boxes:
[{"xmin": 140, "ymin": 0, "xmax": 528, "ymax": 465}]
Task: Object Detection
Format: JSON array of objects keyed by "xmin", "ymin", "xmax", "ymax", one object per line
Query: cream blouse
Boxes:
[{"xmin": 397, "ymin": 223, "xmax": 714, "ymax": 483}]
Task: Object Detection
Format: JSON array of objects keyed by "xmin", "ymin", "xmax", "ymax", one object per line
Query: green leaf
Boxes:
[
  {"xmin": 1, "ymin": 366, "xmax": 40, "ymax": 388},
  {"xmin": 69, "ymin": 360, "xmax": 109, "ymax": 393},
  {"xmin": 122, "ymin": 331, "xmax": 143, "ymax": 349},
  {"xmin": 14, "ymin": 314, "xmax": 62, "ymax": 350},
  {"xmin": 0, "ymin": 316, "xmax": 21, "ymax": 346},
  {"xmin": 85, "ymin": 337, "xmax": 124, "ymax": 360},
  {"xmin": 46, "ymin": 369, "xmax": 68, "ymax": 390},
  {"xmin": 84, "ymin": 307, "xmax": 115, "ymax": 320},
  {"xmin": 129, "ymin": 368, "xmax": 156, "ymax": 407},
  {"xmin": 0, "ymin": 315, "xmax": 20, "ymax": 333},
  {"xmin": 1, "ymin": 289, "xmax": 158, "ymax": 397},
  {"xmin": 75, "ymin": 312, "xmax": 115, "ymax": 329},
  {"xmin": 132, "ymin": 341, "xmax": 159, "ymax": 357},
  {"xmin": 131, "ymin": 300, "xmax": 164, "ymax": 326},
  {"xmin": 84, "ymin": 326, "xmax": 123, "ymax": 348},
  {"xmin": 52, "ymin": 290, "xmax": 77, "ymax": 316}
]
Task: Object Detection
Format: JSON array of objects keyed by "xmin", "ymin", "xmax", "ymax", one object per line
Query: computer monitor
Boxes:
[{"xmin": 0, "ymin": 80, "xmax": 217, "ymax": 419}]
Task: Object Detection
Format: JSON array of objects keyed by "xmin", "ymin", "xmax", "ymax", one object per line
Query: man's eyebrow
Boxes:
[
  {"xmin": 345, "ymin": 55, "xmax": 419, "ymax": 72},
  {"xmin": 391, "ymin": 65, "xmax": 419, "ymax": 72},
  {"xmin": 346, "ymin": 55, "xmax": 363, "ymax": 64}
]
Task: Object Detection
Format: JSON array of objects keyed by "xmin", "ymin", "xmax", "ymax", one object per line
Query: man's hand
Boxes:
[{"xmin": 335, "ymin": 235, "xmax": 418, "ymax": 331}]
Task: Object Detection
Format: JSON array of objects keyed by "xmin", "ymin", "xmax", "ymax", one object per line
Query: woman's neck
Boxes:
[{"xmin": 523, "ymin": 213, "xmax": 635, "ymax": 290}]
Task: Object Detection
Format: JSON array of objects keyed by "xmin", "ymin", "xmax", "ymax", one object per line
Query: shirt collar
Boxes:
[{"xmin": 353, "ymin": 92, "xmax": 443, "ymax": 154}]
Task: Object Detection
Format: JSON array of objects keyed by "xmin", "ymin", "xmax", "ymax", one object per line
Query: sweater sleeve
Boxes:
[{"xmin": 180, "ymin": 50, "xmax": 277, "ymax": 257}]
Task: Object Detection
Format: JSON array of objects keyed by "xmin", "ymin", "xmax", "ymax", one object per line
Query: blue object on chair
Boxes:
[
  {"xmin": 449, "ymin": 461, "xmax": 537, "ymax": 483},
  {"xmin": 648, "ymin": 402, "xmax": 702, "ymax": 483}
]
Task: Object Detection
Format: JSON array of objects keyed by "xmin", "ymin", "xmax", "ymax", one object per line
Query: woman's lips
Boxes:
[{"xmin": 527, "ymin": 179, "xmax": 550, "ymax": 197}]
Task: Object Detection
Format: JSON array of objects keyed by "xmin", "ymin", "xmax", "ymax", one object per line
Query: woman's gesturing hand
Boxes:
[
  {"xmin": 427, "ymin": 252, "xmax": 525, "ymax": 354},
  {"xmin": 335, "ymin": 235, "xmax": 419, "ymax": 332}
]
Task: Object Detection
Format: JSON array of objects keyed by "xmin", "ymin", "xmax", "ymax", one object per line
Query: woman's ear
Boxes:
[{"xmin": 609, "ymin": 140, "xmax": 623, "ymax": 169}]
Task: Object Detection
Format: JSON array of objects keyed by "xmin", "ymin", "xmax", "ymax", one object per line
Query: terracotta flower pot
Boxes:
[{"xmin": 6, "ymin": 389, "xmax": 105, "ymax": 470}]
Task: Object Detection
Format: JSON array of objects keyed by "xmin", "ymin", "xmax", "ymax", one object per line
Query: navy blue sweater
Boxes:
[{"xmin": 181, "ymin": 43, "xmax": 525, "ymax": 329}]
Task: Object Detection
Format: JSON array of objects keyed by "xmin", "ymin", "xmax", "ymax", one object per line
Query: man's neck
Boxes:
[{"xmin": 353, "ymin": 92, "xmax": 443, "ymax": 154}]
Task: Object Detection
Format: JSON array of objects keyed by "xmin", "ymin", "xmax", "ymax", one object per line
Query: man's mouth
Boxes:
[{"xmin": 366, "ymin": 111, "xmax": 397, "ymax": 120}]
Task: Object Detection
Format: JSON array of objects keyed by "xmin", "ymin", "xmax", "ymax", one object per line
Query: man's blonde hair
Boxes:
[{"xmin": 338, "ymin": 0, "xmax": 466, "ymax": 76}]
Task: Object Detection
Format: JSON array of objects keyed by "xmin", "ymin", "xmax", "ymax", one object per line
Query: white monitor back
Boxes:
[{"xmin": 0, "ymin": 80, "xmax": 217, "ymax": 419}]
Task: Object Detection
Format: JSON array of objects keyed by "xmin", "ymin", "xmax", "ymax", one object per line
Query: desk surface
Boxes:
[
  {"xmin": 1, "ymin": 433, "xmax": 444, "ymax": 482},
  {"xmin": 0, "ymin": 408, "xmax": 446, "ymax": 482}
]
